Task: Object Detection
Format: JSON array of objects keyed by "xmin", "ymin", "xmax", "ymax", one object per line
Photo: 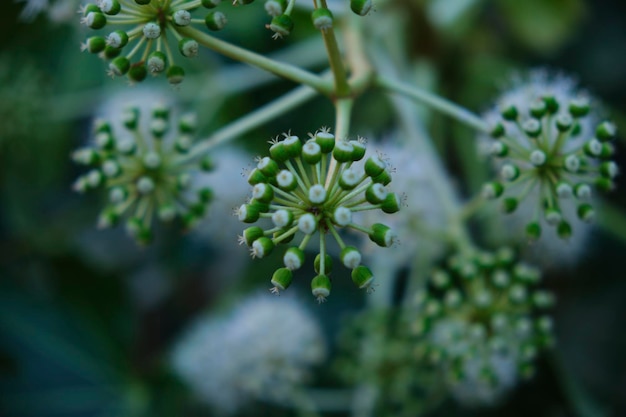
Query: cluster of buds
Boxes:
[
  {"xmin": 237, "ymin": 128, "xmax": 400, "ymax": 302},
  {"xmin": 80, "ymin": 0, "xmax": 233, "ymax": 84},
  {"xmin": 263, "ymin": 1, "xmax": 335, "ymax": 39},
  {"xmin": 482, "ymin": 94, "xmax": 618, "ymax": 241},
  {"xmin": 72, "ymin": 105, "xmax": 214, "ymax": 244},
  {"xmin": 412, "ymin": 248, "xmax": 555, "ymax": 401}
]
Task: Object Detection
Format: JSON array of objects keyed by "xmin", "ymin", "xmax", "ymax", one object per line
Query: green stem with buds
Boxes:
[
  {"xmin": 319, "ymin": 0, "xmax": 351, "ymax": 97},
  {"xmin": 178, "ymin": 26, "xmax": 333, "ymax": 95}
]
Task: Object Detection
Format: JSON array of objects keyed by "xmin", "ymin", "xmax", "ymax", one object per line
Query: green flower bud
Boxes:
[
  {"xmin": 311, "ymin": 274, "xmax": 331, "ymax": 302},
  {"xmin": 83, "ymin": 11, "xmax": 107, "ymax": 29},
  {"xmin": 482, "ymin": 182, "xmax": 504, "ymax": 199},
  {"xmin": 577, "ymin": 203, "xmax": 594, "ymax": 223},
  {"xmin": 365, "ymin": 155, "xmax": 386, "ymax": 178},
  {"xmin": 381, "ymin": 193, "xmax": 401, "ymax": 214},
  {"xmin": 276, "ymin": 170, "xmax": 298, "ymax": 191},
  {"xmin": 314, "ymin": 253, "xmax": 333, "ymax": 275},
  {"xmin": 501, "ymin": 197, "xmax": 518, "ymax": 213},
  {"xmin": 179, "ymin": 38, "xmax": 199, "ymax": 58},
  {"xmin": 147, "ymin": 51, "xmax": 167, "ymax": 75},
  {"xmin": 237, "ymin": 203, "xmax": 260, "ymax": 223},
  {"xmin": 251, "ymin": 236, "xmax": 274, "ymax": 258},
  {"xmin": 351, "ymin": 265, "xmax": 374, "ymax": 290},
  {"xmin": 268, "ymin": 14, "xmax": 294, "ymax": 39},
  {"xmin": 205, "ymin": 11, "xmax": 227, "ymax": 31},
  {"xmin": 568, "ymin": 98, "xmax": 590, "ymax": 117},
  {"xmin": 265, "ymin": 0, "xmax": 287, "ymax": 16},
  {"xmin": 82, "ymin": 36, "xmax": 106, "ymax": 53},
  {"xmin": 312, "ymin": 7, "xmax": 334, "ymax": 30},
  {"xmin": 523, "ymin": 119, "xmax": 542, "ymax": 137},
  {"xmin": 557, "ymin": 220, "xmax": 572, "ymax": 240},
  {"xmin": 252, "ymin": 183, "xmax": 274, "ymax": 203},
  {"xmin": 596, "ymin": 121, "xmax": 616, "ymax": 142},
  {"xmin": 167, "ymin": 65, "xmax": 185, "ymax": 85},
  {"xmin": 369, "ymin": 223, "xmax": 396, "ymax": 247},
  {"xmin": 340, "ymin": 246, "xmax": 361, "ymax": 269},
  {"xmin": 283, "ymin": 247, "xmax": 305, "ymax": 270},
  {"xmin": 529, "ymin": 99, "xmax": 547, "ymax": 118},
  {"xmin": 314, "ymin": 129, "xmax": 335, "ymax": 153},
  {"xmin": 128, "ymin": 64, "xmax": 148, "ymax": 83},
  {"xmin": 108, "ymin": 56, "xmax": 130, "ymax": 77},
  {"xmin": 350, "ymin": 0, "xmax": 372, "ymax": 16},
  {"xmin": 490, "ymin": 121, "xmax": 505, "ymax": 138},
  {"xmin": 333, "ymin": 140, "xmax": 354, "ymax": 163},
  {"xmin": 241, "ymin": 226, "xmax": 264, "ymax": 246},
  {"xmin": 500, "ymin": 104, "xmax": 518, "ymax": 121},
  {"xmin": 271, "ymin": 268, "xmax": 293, "ymax": 292},
  {"xmin": 525, "ymin": 221, "xmax": 541, "ymax": 242},
  {"xmin": 542, "ymin": 95, "xmax": 559, "ymax": 113}
]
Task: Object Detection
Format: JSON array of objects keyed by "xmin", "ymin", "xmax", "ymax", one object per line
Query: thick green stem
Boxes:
[
  {"xmin": 173, "ymin": 84, "xmax": 319, "ymax": 165},
  {"xmin": 376, "ymin": 75, "xmax": 490, "ymax": 133},
  {"xmin": 325, "ymin": 98, "xmax": 353, "ymax": 188},
  {"xmin": 319, "ymin": 0, "xmax": 351, "ymax": 97},
  {"xmin": 178, "ymin": 26, "xmax": 332, "ymax": 95}
]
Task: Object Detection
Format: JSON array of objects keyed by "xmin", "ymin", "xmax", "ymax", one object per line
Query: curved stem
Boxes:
[
  {"xmin": 375, "ymin": 75, "xmax": 490, "ymax": 133},
  {"xmin": 319, "ymin": 0, "xmax": 351, "ymax": 97},
  {"xmin": 174, "ymin": 83, "xmax": 319, "ymax": 165},
  {"xmin": 178, "ymin": 26, "xmax": 333, "ymax": 95}
]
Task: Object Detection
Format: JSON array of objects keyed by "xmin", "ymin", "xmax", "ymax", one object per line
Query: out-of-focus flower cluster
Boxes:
[
  {"xmin": 171, "ymin": 293, "xmax": 326, "ymax": 414},
  {"xmin": 481, "ymin": 70, "xmax": 618, "ymax": 242},
  {"xmin": 72, "ymin": 104, "xmax": 214, "ymax": 244},
  {"xmin": 413, "ymin": 248, "xmax": 555, "ymax": 405}
]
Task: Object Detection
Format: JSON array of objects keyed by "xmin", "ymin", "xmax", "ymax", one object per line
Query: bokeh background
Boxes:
[{"xmin": 1, "ymin": 0, "xmax": 625, "ymax": 416}]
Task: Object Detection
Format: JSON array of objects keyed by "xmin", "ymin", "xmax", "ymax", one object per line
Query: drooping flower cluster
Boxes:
[
  {"xmin": 481, "ymin": 71, "xmax": 618, "ymax": 241},
  {"xmin": 237, "ymin": 128, "xmax": 400, "ymax": 302},
  {"xmin": 413, "ymin": 248, "xmax": 555, "ymax": 405},
  {"xmin": 79, "ymin": 0, "xmax": 232, "ymax": 84},
  {"xmin": 171, "ymin": 293, "xmax": 326, "ymax": 414},
  {"xmin": 72, "ymin": 104, "xmax": 214, "ymax": 244}
]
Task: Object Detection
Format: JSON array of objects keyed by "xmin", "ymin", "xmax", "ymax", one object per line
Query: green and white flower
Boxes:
[
  {"xmin": 237, "ymin": 128, "xmax": 399, "ymax": 302},
  {"xmin": 480, "ymin": 70, "xmax": 618, "ymax": 241},
  {"xmin": 72, "ymin": 104, "xmax": 214, "ymax": 244}
]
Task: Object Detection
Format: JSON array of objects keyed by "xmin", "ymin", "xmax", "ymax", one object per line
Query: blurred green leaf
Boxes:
[{"xmin": 497, "ymin": 0, "xmax": 586, "ymax": 53}]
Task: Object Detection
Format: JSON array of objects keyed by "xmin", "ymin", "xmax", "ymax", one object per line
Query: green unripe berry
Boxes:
[
  {"xmin": 269, "ymin": 14, "xmax": 294, "ymax": 39},
  {"xmin": 350, "ymin": 0, "xmax": 372, "ymax": 16},
  {"xmin": 108, "ymin": 56, "xmax": 130, "ymax": 76},
  {"xmin": 83, "ymin": 36, "xmax": 106, "ymax": 53},
  {"xmin": 283, "ymin": 247, "xmax": 305, "ymax": 270},
  {"xmin": 128, "ymin": 64, "xmax": 147, "ymax": 83},
  {"xmin": 577, "ymin": 204, "xmax": 594, "ymax": 223},
  {"xmin": 271, "ymin": 268, "xmax": 293, "ymax": 291},
  {"xmin": 500, "ymin": 104, "xmax": 518, "ymax": 121},
  {"xmin": 205, "ymin": 11, "xmax": 227, "ymax": 31},
  {"xmin": 179, "ymin": 38, "xmax": 199, "ymax": 58},
  {"xmin": 312, "ymin": 8, "xmax": 334, "ymax": 31},
  {"xmin": 569, "ymin": 98, "xmax": 590, "ymax": 117},
  {"xmin": 147, "ymin": 51, "xmax": 167, "ymax": 74},
  {"xmin": 596, "ymin": 121, "xmax": 616, "ymax": 142},
  {"xmin": 314, "ymin": 130, "xmax": 335, "ymax": 153},
  {"xmin": 351, "ymin": 265, "xmax": 374, "ymax": 290},
  {"xmin": 167, "ymin": 65, "xmax": 185, "ymax": 85},
  {"xmin": 340, "ymin": 246, "xmax": 361, "ymax": 269},
  {"xmin": 311, "ymin": 274, "xmax": 331, "ymax": 302},
  {"xmin": 542, "ymin": 95, "xmax": 559, "ymax": 114},
  {"xmin": 501, "ymin": 197, "xmax": 518, "ymax": 214},
  {"xmin": 490, "ymin": 122, "xmax": 505, "ymax": 138},
  {"xmin": 314, "ymin": 253, "xmax": 333, "ymax": 275}
]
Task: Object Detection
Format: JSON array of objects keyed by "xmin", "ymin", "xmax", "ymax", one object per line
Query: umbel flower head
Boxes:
[
  {"xmin": 72, "ymin": 104, "xmax": 214, "ymax": 244},
  {"xmin": 237, "ymin": 128, "xmax": 400, "ymax": 302},
  {"xmin": 413, "ymin": 248, "xmax": 555, "ymax": 406},
  {"xmin": 481, "ymin": 70, "xmax": 619, "ymax": 241},
  {"xmin": 171, "ymin": 293, "xmax": 326, "ymax": 414},
  {"xmin": 79, "ymin": 0, "xmax": 231, "ymax": 84}
]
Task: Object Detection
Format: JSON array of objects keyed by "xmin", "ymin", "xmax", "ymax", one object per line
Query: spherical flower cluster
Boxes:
[
  {"xmin": 171, "ymin": 293, "xmax": 326, "ymax": 414},
  {"xmin": 237, "ymin": 128, "xmax": 400, "ymax": 302},
  {"xmin": 79, "ymin": 0, "xmax": 232, "ymax": 84},
  {"xmin": 481, "ymin": 71, "xmax": 618, "ymax": 241},
  {"xmin": 72, "ymin": 104, "xmax": 214, "ymax": 244},
  {"xmin": 413, "ymin": 248, "xmax": 555, "ymax": 406}
]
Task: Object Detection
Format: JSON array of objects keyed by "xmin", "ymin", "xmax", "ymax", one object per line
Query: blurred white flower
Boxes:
[
  {"xmin": 479, "ymin": 69, "xmax": 612, "ymax": 264},
  {"xmin": 361, "ymin": 135, "xmax": 448, "ymax": 270},
  {"xmin": 171, "ymin": 293, "xmax": 326, "ymax": 414},
  {"xmin": 430, "ymin": 318, "xmax": 521, "ymax": 406},
  {"xmin": 15, "ymin": 0, "xmax": 80, "ymax": 23},
  {"xmin": 190, "ymin": 146, "xmax": 253, "ymax": 282}
]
